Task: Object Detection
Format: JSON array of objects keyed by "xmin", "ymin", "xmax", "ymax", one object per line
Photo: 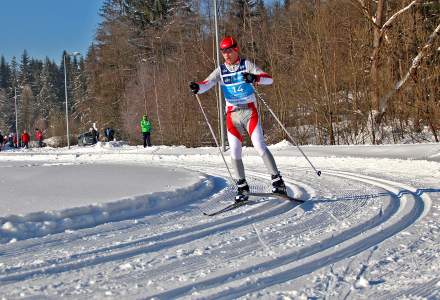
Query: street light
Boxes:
[
  {"xmin": 213, "ymin": 0, "xmax": 226, "ymax": 151},
  {"xmin": 63, "ymin": 51, "xmax": 81, "ymax": 149},
  {"xmin": 14, "ymin": 87, "xmax": 20, "ymax": 147}
]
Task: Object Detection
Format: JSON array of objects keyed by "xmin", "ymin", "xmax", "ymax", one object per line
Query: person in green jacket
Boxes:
[{"xmin": 140, "ymin": 115, "xmax": 152, "ymax": 147}]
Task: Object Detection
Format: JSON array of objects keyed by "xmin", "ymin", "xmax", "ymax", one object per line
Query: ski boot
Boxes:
[
  {"xmin": 235, "ymin": 178, "xmax": 250, "ymax": 202},
  {"xmin": 271, "ymin": 174, "xmax": 287, "ymax": 195}
]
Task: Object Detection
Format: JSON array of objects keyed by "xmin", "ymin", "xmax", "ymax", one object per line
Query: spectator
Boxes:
[
  {"xmin": 8, "ymin": 133, "xmax": 15, "ymax": 148},
  {"xmin": 104, "ymin": 127, "xmax": 115, "ymax": 142},
  {"xmin": 89, "ymin": 127, "xmax": 98, "ymax": 144},
  {"xmin": 21, "ymin": 130, "xmax": 30, "ymax": 148},
  {"xmin": 140, "ymin": 115, "xmax": 152, "ymax": 147},
  {"xmin": 35, "ymin": 128, "xmax": 44, "ymax": 147},
  {"xmin": 0, "ymin": 131, "xmax": 3, "ymax": 151},
  {"xmin": 92, "ymin": 123, "xmax": 99, "ymax": 141}
]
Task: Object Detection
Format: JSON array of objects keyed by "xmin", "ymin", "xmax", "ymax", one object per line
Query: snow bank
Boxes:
[
  {"xmin": 1, "ymin": 141, "xmax": 439, "ymax": 244},
  {"xmin": 0, "ymin": 174, "xmax": 216, "ymax": 244}
]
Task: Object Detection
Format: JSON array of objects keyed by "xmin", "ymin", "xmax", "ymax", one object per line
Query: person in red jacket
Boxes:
[
  {"xmin": 11, "ymin": 133, "xmax": 17, "ymax": 148},
  {"xmin": 35, "ymin": 128, "xmax": 44, "ymax": 147},
  {"xmin": 21, "ymin": 130, "xmax": 30, "ymax": 148}
]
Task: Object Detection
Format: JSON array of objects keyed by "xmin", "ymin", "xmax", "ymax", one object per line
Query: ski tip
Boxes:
[
  {"xmin": 203, "ymin": 212, "xmax": 217, "ymax": 217},
  {"xmin": 284, "ymin": 195, "xmax": 305, "ymax": 203},
  {"xmin": 317, "ymin": 170, "xmax": 322, "ymax": 176}
]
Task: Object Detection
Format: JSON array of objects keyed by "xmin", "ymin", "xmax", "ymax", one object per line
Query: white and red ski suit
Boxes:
[{"xmin": 196, "ymin": 58, "xmax": 280, "ymax": 180}]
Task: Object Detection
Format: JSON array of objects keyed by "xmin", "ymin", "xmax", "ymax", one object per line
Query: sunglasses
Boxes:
[{"xmin": 220, "ymin": 45, "xmax": 237, "ymax": 53}]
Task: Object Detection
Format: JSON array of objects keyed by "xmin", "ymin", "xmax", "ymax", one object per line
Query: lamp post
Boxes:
[
  {"xmin": 63, "ymin": 51, "xmax": 81, "ymax": 149},
  {"xmin": 213, "ymin": 0, "xmax": 226, "ymax": 151},
  {"xmin": 14, "ymin": 87, "xmax": 19, "ymax": 147}
]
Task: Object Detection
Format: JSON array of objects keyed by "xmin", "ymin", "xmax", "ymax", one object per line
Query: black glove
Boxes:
[
  {"xmin": 189, "ymin": 81, "xmax": 200, "ymax": 94},
  {"xmin": 242, "ymin": 72, "xmax": 257, "ymax": 83}
]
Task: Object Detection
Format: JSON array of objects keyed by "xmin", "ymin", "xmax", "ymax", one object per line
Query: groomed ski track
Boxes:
[{"xmin": 0, "ymin": 150, "xmax": 439, "ymax": 299}]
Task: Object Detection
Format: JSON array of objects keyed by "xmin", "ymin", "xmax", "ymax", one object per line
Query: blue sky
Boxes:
[{"xmin": 0, "ymin": 0, "xmax": 104, "ymax": 64}]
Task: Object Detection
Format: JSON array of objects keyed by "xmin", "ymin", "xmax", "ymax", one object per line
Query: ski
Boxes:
[
  {"xmin": 203, "ymin": 193, "xmax": 304, "ymax": 217},
  {"xmin": 249, "ymin": 192, "xmax": 305, "ymax": 203},
  {"xmin": 203, "ymin": 200, "xmax": 250, "ymax": 216}
]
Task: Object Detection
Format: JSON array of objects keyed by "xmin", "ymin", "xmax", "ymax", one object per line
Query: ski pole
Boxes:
[
  {"xmin": 194, "ymin": 94, "xmax": 237, "ymax": 187},
  {"xmin": 254, "ymin": 89, "xmax": 322, "ymax": 177}
]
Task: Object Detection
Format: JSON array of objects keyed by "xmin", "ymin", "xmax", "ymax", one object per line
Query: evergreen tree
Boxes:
[
  {"xmin": 0, "ymin": 89, "xmax": 9, "ymax": 131},
  {"xmin": 71, "ymin": 57, "xmax": 87, "ymax": 126},
  {"xmin": 29, "ymin": 58, "xmax": 44, "ymax": 99},
  {"xmin": 17, "ymin": 51, "xmax": 35, "ymax": 133},
  {"xmin": 0, "ymin": 56, "xmax": 11, "ymax": 89},
  {"xmin": 36, "ymin": 59, "xmax": 59, "ymax": 123},
  {"xmin": 121, "ymin": 0, "xmax": 179, "ymax": 30},
  {"xmin": 19, "ymin": 85, "xmax": 34, "ymax": 132},
  {"xmin": 19, "ymin": 50, "xmax": 32, "ymax": 87},
  {"xmin": 7, "ymin": 57, "xmax": 19, "ymax": 133},
  {"xmin": 9, "ymin": 56, "xmax": 19, "ymax": 91},
  {"xmin": 0, "ymin": 56, "xmax": 12, "ymax": 131}
]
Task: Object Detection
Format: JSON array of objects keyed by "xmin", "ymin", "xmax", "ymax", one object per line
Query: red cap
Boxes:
[{"xmin": 220, "ymin": 36, "xmax": 238, "ymax": 51}]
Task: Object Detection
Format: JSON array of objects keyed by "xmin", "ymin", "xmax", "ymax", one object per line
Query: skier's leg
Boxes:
[
  {"xmin": 227, "ymin": 110, "xmax": 249, "ymax": 201},
  {"xmin": 251, "ymin": 125, "xmax": 282, "ymax": 176},
  {"xmin": 227, "ymin": 110, "xmax": 246, "ymax": 179},
  {"xmin": 246, "ymin": 104, "xmax": 287, "ymax": 194},
  {"xmin": 228, "ymin": 132, "xmax": 245, "ymax": 179},
  {"xmin": 228, "ymin": 133, "xmax": 249, "ymax": 201},
  {"xmin": 246, "ymin": 103, "xmax": 279, "ymax": 175}
]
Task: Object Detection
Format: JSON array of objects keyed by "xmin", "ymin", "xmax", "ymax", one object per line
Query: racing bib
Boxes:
[{"xmin": 221, "ymin": 59, "xmax": 254, "ymax": 105}]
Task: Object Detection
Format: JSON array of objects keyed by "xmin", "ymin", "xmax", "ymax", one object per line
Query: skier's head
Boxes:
[
  {"xmin": 143, "ymin": 115, "xmax": 148, "ymax": 119},
  {"xmin": 220, "ymin": 36, "xmax": 238, "ymax": 52},
  {"xmin": 220, "ymin": 36, "xmax": 239, "ymax": 64}
]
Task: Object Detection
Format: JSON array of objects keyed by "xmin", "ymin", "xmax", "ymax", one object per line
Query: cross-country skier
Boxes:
[{"xmin": 189, "ymin": 36, "xmax": 287, "ymax": 202}]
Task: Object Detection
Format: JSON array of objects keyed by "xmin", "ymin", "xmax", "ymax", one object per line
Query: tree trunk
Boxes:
[{"xmin": 370, "ymin": 0, "xmax": 386, "ymax": 143}]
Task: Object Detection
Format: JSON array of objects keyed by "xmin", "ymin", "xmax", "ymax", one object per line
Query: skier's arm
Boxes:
[
  {"xmin": 193, "ymin": 67, "xmax": 221, "ymax": 94},
  {"xmin": 244, "ymin": 60, "xmax": 273, "ymax": 85}
]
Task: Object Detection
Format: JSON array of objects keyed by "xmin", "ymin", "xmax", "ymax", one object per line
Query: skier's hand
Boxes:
[
  {"xmin": 242, "ymin": 72, "xmax": 257, "ymax": 83},
  {"xmin": 189, "ymin": 81, "xmax": 199, "ymax": 94}
]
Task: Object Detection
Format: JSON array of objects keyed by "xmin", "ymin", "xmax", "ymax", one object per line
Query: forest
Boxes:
[{"xmin": 0, "ymin": 0, "xmax": 439, "ymax": 146}]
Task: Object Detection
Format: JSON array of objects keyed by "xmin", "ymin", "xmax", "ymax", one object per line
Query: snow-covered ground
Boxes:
[{"xmin": 0, "ymin": 141, "xmax": 439, "ymax": 299}]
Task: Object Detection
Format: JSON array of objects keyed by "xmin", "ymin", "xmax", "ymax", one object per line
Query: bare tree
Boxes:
[
  {"xmin": 377, "ymin": 22, "xmax": 440, "ymax": 120},
  {"xmin": 352, "ymin": 0, "xmax": 438, "ymax": 143}
]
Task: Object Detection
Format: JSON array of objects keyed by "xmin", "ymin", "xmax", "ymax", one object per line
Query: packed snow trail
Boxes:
[{"xmin": 0, "ymin": 143, "xmax": 439, "ymax": 299}]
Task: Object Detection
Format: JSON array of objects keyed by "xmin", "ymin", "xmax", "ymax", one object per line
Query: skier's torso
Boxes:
[
  {"xmin": 220, "ymin": 58, "xmax": 255, "ymax": 106},
  {"xmin": 197, "ymin": 58, "xmax": 273, "ymax": 109}
]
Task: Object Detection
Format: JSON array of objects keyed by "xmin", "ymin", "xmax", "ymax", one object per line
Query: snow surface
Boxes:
[{"xmin": 0, "ymin": 141, "xmax": 439, "ymax": 299}]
